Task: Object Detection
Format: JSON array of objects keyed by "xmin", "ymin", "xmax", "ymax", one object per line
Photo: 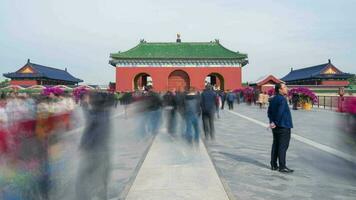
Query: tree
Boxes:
[
  {"xmin": 0, "ymin": 79, "xmax": 9, "ymax": 88},
  {"xmin": 348, "ymin": 75, "xmax": 356, "ymax": 85}
]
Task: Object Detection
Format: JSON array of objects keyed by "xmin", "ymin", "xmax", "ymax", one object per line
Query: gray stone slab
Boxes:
[
  {"xmin": 206, "ymin": 104, "xmax": 356, "ymax": 200},
  {"xmin": 125, "ymin": 132, "xmax": 230, "ymax": 200}
]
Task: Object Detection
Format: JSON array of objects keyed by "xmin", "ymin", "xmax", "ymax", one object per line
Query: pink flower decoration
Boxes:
[
  {"xmin": 288, "ymin": 87, "xmax": 318, "ymax": 103},
  {"xmin": 42, "ymin": 87, "xmax": 64, "ymax": 96}
]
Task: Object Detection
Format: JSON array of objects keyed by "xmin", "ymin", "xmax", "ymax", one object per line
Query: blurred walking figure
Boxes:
[
  {"xmin": 76, "ymin": 91, "xmax": 114, "ymax": 200},
  {"xmin": 339, "ymin": 96, "xmax": 356, "ymax": 135},
  {"xmin": 201, "ymin": 85, "xmax": 218, "ymax": 140},
  {"xmin": 268, "ymin": 83, "xmax": 294, "ymax": 173},
  {"xmin": 113, "ymin": 92, "xmax": 120, "ymax": 108},
  {"xmin": 183, "ymin": 87, "xmax": 201, "ymax": 144},
  {"xmin": 121, "ymin": 91, "xmax": 133, "ymax": 119},
  {"xmin": 292, "ymin": 93, "xmax": 299, "ymax": 110},
  {"xmin": 215, "ymin": 93, "xmax": 222, "ymax": 119},
  {"xmin": 163, "ymin": 89, "xmax": 178, "ymax": 135},
  {"xmin": 258, "ymin": 92, "xmax": 269, "ymax": 109},
  {"xmin": 226, "ymin": 90, "xmax": 235, "ymax": 110},
  {"xmin": 263, "ymin": 92, "xmax": 269, "ymax": 108},
  {"xmin": 254, "ymin": 89, "xmax": 260, "ymax": 105},
  {"xmin": 236, "ymin": 91, "xmax": 242, "ymax": 104},
  {"xmin": 0, "ymin": 93, "xmax": 8, "ymax": 155},
  {"xmin": 143, "ymin": 86, "xmax": 162, "ymax": 135},
  {"xmin": 176, "ymin": 88, "xmax": 186, "ymax": 134},
  {"xmin": 219, "ymin": 90, "xmax": 226, "ymax": 110},
  {"xmin": 258, "ymin": 92, "xmax": 264, "ymax": 109}
]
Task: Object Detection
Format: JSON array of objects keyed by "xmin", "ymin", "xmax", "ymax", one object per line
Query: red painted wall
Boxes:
[
  {"xmin": 116, "ymin": 67, "xmax": 242, "ymax": 92},
  {"xmin": 320, "ymin": 80, "xmax": 349, "ymax": 86},
  {"xmin": 10, "ymin": 80, "xmax": 38, "ymax": 86}
]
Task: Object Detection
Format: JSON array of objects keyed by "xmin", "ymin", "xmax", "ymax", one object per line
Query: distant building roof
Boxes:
[
  {"xmin": 281, "ymin": 60, "xmax": 353, "ymax": 82},
  {"xmin": 3, "ymin": 59, "xmax": 83, "ymax": 83},
  {"xmin": 110, "ymin": 40, "xmax": 248, "ymax": 66},
  {"xmin": 250, "ymin": 75, "xmax": 284, "ymax": 86}
]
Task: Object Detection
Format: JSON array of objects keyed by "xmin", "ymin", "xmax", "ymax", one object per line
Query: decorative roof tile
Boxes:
[
  {"xmin": 3, "ymin": 61, "xmax": 83, "ymax": 83},
  {"xmin": 281, "ymin": 62, "xmax": 353, "ymax": 82},
  {"xmin": 110, "ymin": 40, "xmax": 248, "ymax": 67}
]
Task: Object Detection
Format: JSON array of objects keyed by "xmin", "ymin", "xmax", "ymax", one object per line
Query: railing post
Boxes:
[
  {"xmin": 330, "ymin": 96, "xmax": 333, "ymax": 110},
  {"xmin": 324, "ymin": 96, "xmax": 326, "ymax": 109},
  {"xmin": 317, "ymin": 95, "xmax": 320, "ymax": 108}
]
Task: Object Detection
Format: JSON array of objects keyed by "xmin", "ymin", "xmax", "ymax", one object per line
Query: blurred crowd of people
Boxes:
[
  {"xmin": 116, "ymin": 84, "xmax": 275, "ymax": 146},
  {"xmin": 0, "ymin": 90, "xmax": 117, "ymax": 200},
  {"xmin": 0, "ymin": 91, "xmax": 77, "ymax": 199},
  {"xmin": 1, "ymin": 84, "xmax": 355, "ymax": 199},
  {"xmin": 118, "ymin": 84, "xmax": 222, "ymax": 145}
]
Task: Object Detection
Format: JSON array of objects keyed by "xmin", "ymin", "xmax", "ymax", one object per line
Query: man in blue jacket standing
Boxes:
[
  {"xmin": 201, "ymin": 84, "xmax": 218, "ymax": 140},
  {"xmin": 267, "ymin": 83, "xmax": 294, "ymax": 173}
]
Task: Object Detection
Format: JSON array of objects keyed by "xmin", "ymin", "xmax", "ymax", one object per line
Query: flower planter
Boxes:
[
  {"xmin": 302, "ymin": 102, "xmax": 312, "ymax": 110},
  {"xmin": 288, "ymin": 87, "xmax": 318, "ymax": 108}
]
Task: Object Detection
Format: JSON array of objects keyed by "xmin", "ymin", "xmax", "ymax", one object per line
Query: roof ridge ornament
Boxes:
[
  {"xmin": 176, "ymin": 33, "xmax": 181, "ymax": 43},
  {"xmin": 214, "ymin": 39, "xmax": 220, "ymax": 43},
  {"xmin": 140, "ymin": 39, "xmax": 146, "ymax": 43},
  {"xmin": 27, "ymin": 58, "xmax": 30, "ymax": 63}
]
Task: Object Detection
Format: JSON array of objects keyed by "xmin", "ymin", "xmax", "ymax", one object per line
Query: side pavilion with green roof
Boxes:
[{"xmin": 110, "ymin": 38, "xmax": 248, "ymax": 92}]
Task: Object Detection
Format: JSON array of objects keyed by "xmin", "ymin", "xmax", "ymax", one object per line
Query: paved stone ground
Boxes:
[
  {"xmin": 125, "ymin": 131, "xmax": 229, "ymax": 200},
  {"xmin": 28, "ymin": 104, "xmax": 355, "ymax": 200},
  {"xmin": 206, "ymin": 104, "xmax": 356, "ymax": 200},
  {"xmin": 46, "ymin": 107, "xmax": 155, "ymax": 200}
]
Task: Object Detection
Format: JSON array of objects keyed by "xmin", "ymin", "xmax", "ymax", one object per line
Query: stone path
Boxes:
[{"xmin": 125, "ymin": 131, "xmax": 230, "ymax": 200}]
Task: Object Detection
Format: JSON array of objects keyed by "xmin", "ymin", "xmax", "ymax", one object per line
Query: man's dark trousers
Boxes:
[
  {"xmin": 227, "ymin": 101, "xmax": 233, "ymax": 110},
  {"xmin": 202, "ymin": 112, "xmax": 215, "ymax": 139},
  {"xmin": 271, "ymin": 127, "xmax": 291, "ymax": 169}
]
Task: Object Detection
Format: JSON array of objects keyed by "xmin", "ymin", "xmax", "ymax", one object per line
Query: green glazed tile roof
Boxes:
[{"xmin": 110, "ymin": 41, "xmax": 247, "ymax": 60}]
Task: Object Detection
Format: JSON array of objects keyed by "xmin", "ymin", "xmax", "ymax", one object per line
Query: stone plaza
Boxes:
[{"xmin": 42, "ymin": 103, "xmax": 356, "ymax": 200}]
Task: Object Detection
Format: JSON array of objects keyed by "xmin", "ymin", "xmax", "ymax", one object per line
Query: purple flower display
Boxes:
[
  {"xmin": 233, "ymin": 88, "xmax": 243, "ymax": 93},
  {"xmin": 42, "ymin": 87, "xmax": 64, "ymax": 96},
  {"xmin": 288, "ymin": 87, "xmax": 318, "ymax": 103},
  {"xmin": 344, "ymin": 97, "xmax": 356, "ymax": 114},
  {"xmin": 73, "ymin": 86, "xmax": 89, "ymax": 102},
  {"xmin": 267, "ymin": 88, "xmax": 275, "ymax": 96},
  {"xmin": 243, "ymin": 87, "xmax": 254, "ymax": 94}
]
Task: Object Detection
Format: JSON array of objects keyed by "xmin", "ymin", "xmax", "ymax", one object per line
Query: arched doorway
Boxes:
[
  {"xmin": 133, "ymin": 73, "xmax": 152, "ymax": 90},
  {"xmin": 168, "ymin": 70, "xmax": 190, "ymax": 91},
  {"xmin": 205, "ymin": 73, "xmax": 224, "ymax": 90}
]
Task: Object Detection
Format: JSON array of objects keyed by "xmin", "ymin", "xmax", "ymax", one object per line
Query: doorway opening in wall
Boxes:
[
  {"xmin": 134, "ymin": 73, "xmax": 152, "ymax": 91},
  {"xmin": 205, "ymin": 73, "xmax": 224, "ymax": 90}
]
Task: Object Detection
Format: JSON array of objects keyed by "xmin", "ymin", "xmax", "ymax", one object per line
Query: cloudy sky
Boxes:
[{"xmin": 1, "ymin": 0, "xmax": 355, "ymax": 84}]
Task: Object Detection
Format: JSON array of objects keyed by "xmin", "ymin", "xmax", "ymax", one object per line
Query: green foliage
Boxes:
[
  {"xmin": 242, "ymin": 82, "xmax": 249, "ymax": 86},
  {"xmin": 347, "ymin": 75, "xmax": 356, "ymax": 86},
  {"xmin": 0, "ymin": 79, "xmax": 10, "ymax": 88}
]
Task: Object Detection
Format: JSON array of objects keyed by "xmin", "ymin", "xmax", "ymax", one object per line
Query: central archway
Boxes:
[
  {"xmin": 133, "ymin": 73, "xmax": 152, "ymax": 90},
  {"xmin": 168, "ymin": 70, "xmax": 190, "ymax": 91}
]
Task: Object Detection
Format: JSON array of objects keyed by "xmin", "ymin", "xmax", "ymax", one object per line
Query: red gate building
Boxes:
[{"xmin": 110, "ymin": 38, "xmax": 248, "ymax": 92}]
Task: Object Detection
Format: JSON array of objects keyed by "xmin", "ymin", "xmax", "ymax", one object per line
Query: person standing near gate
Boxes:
[
  {"xmin": 183, "ymin": 87, "xmax": 201, "ymax": 144},
  {"xmin": 163, "ymin": 89, "xmax": 178, "ymax": 135},
  {"xmin": 292, "ymin": 93, "xmax": 299, "ymax": 110},
  {"xmin": 200, "ymin": 85, "xmax": 218, "ymax": 140},
  {"xmin": 267, "ymin": 83, "xmax": 294, "ymax": 173},
  {"xmin": 226, "ymin": 90, "xmax": 235, "ymax": 110}
]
